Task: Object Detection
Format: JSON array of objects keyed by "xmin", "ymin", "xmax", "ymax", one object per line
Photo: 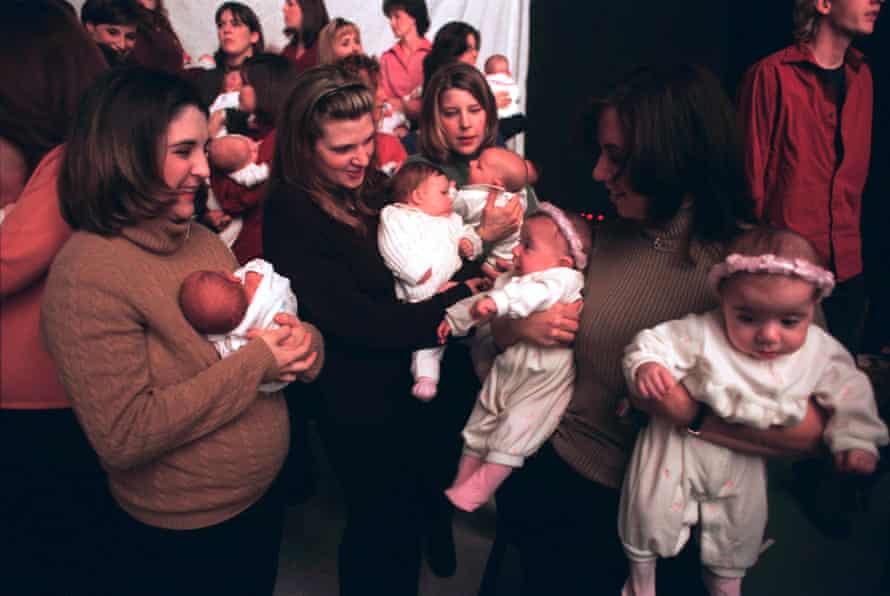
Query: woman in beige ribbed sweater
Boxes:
[
  {"xmin": 41, "ymin": 68, "xmax": 322, "ymax": 596},
  {"xmin": 489, "ymin": 65, "xmax": 828, "ymax": 595}
]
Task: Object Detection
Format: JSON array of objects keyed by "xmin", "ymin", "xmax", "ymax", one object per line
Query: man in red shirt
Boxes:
[{"xmin": 738, "ymin": 0, "xmax": 884, "ymax": 355}]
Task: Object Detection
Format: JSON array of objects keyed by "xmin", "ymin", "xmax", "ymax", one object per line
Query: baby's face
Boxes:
[
  {"xmin": 512, "ymin": 217, "xmax": 568, "ymax": 276},
  {"xmin": 719, "ymin": 273, "xmax": 816, "ymax": 361},
  {"xmin": 223, "ymin": 70, "xmax": 243, "ymax": 93},
  {"xmin": 467, "ymin": 149, "xmax": 501, "ymax": 186},
  {"xmin": 411, "ymin": 173, "xmax": 454, "ymax": 217}
]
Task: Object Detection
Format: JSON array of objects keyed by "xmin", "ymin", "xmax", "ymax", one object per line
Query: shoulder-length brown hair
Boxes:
[
  {"xmin": 271, "ymin": 64, "xmax": 382, "ymax": 236},
  {"xmin": 241, "ymin": 53, "xmax": 297, "ymax": 128},
  {"xmin": 317, "ymin": 18, "xmax": 361, "ymax": 65},
  {"xmin": 213, "ymin": 2, "xmax": 265, "ymax": 67},
  {"xmin": 418, "ymin": 62, "xmax": 498, "ymax": 165},
  {"xmin": 0, "ymin": 0, "xmax": 107, "ymax": 175},
  {"xmin": 285, "ymin": 0, "xmax": 330, "ymax": 50},
  {"xmin": 582, "ymin": 64, "xmax": 755, "ymax": 246},
  {"xmin": 59, "ymin": 67, "xmax": 207, "ymax": 235}
]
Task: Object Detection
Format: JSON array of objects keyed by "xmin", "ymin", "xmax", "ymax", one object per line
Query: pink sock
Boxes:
[
  {"xmin": 450, "ymin": 454, "xmax": 484, "ymax": 487},
  {"xmin": 622, "ymin": 559, "xmax": 656, "ymax": 596},
  {"xmin": 445, "ymin": 462, "xmax": 512, "ymax": 512},
  {"xmin": 702, "ymin": 571, "xmax": 741, "ymax": 596},
  {"xmin": 412, "ymin": 377, "xmax": 437, "ymax": 401}
]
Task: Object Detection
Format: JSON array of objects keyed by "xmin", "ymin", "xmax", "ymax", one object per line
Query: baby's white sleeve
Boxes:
[
  {"xmin": 487, "ymin": 274, "xmax": 566, "ymax": 319},
  {"xmin": 228, "ymin": 163, "xmax": 269, "ymax": 188},
  {"xmin": 622, "ymin": 314, "xmax": 704, "ymax": 396},
  {"xmin": 460, "ymin": 225, "xmax": 483, "ymax": 260},
  {"xmin": 377, "ymin": 208, "xmax": 429, "ymax": 285},
  {"xmin": 812, "ymin": 338, "xmax": 889, "ymax": 455}
]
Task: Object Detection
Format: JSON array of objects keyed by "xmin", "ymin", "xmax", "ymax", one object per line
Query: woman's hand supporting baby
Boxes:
[
  {"xmin": 248, "ymin": 313, "xmax": 319, "ymax": 384},
  {"xmin": 491, "ymin": 300, "xmax": 582, "ymax": 350},
  {"xmin": 477, "ymin": 189, "xmax": 521, "ymax": 244}
]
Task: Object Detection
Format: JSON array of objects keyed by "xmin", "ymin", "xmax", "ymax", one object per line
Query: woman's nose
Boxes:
[
  {"xmin": 592, "ymin": 154, "xmax": 607, "ymax": 181},
  {"xmin": 193, "ymin": 151, "xmax": 210, "ymax": 179}
]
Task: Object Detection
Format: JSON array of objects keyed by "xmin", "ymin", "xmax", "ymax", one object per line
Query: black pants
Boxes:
[
  {"xmin": 0, "ymin": 408, "xmax": 113, "ymax": 596},
  {"xmin": 822, "ymin": 273, "xmax": 867, "ymax": 355},
  {"xmin": 496, "ymin": 441, "xmax": 707, "ymax": 596},
  {"xmin": 318, "ymin": 346, "xmax": 478, "ymax": 595},
  {"xmin": 107, "ymin": 480, "xmax": 285, "ymax": 596}
]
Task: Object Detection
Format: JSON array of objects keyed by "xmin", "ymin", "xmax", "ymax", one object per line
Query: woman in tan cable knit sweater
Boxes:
[
  {"xmin": 41, "ymin": 68, "xmax": 322, "ymax": 596},
  {"xmin": 488, "ymin": 65, "xmax": 830, "ymax": 596}
]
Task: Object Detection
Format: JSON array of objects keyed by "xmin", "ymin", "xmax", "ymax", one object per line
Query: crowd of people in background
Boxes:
[{"xmin": 1, "ymin": 0, "xmax": 887, "ymax": 595}]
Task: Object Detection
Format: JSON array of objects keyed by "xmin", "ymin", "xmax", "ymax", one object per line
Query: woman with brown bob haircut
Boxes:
[
  {"xmin": 42, "ymin": 66, "xmax": 322, "ymax": 596},
  {"xmin": 264, "ymin": 64, "xmax": 488, "ymax": 592}
]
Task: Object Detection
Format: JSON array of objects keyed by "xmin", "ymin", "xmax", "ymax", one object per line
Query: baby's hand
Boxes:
[
  {"xmin": 437, "ymin": 320, "xmax": 451, "ymax": 345},
  {"xmin": 635, "ymin": 362, "xmax": 676, "ymax": 400},
  {"xmin": 205, "ymin": 209, "xmax": 231, "ymax": 231},
  {"xmin": 834, "ymin": 448, "xmax": 878, "ymax": 475},
  {"xmin": 471, "ymin": 297, "xmax": 497, "ymax": 320},
  {"xmin": 459, "ymin": 238, "xmax": 475, "ymax": 259}
]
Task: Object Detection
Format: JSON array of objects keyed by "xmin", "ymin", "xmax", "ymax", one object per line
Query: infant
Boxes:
[
  {"xmin": 207, "ymin": 134, "xmax": 269, "ymax": 189},
  {"xmin": 484, "ymin": 54, "xmax": 522, "ymax": 120},
  {"xmin": 208, "ymin": 68, "xmax": 243, "ymax": 116},
  {"xmin": 440, "ymin": 203, "xmax": 591, "ymax": 512},
  {"xmin": 454, "ymin": 147, "xmax": 529, "ymax": 277},
  {"xmin": 378, "ymin": 161, "xmax": 482, "ymax": 400},
  {"xmin": 179, "ymin": 258, "xmax": 298, "ymax": 392}
]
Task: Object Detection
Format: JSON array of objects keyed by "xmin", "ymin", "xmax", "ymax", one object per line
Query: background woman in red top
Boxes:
[{"xmin": 281, "ymin": 0, "xmax": 330, "ymax": 74}]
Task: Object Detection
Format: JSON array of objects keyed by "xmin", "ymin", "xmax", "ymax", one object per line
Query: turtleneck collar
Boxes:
[
  {"xmin": 640, "ymin": 205, "xmax": 693, "ymax": 253},
  {"xmin": 120, "ymin": 215, "xmax": 192, "ymax": 255}
]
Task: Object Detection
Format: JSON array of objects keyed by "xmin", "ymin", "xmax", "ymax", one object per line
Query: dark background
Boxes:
[{"xmin": 524, "ymin": 0, "xmax": 888, "ymax": 350}]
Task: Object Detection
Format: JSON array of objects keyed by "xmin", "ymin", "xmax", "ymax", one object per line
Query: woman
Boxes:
[
  {"xmin": 317, "ymin": 18, "xmax": 363, "ymax": 65},
  {"xmin": 40, "ymin": 67, "xmax": 323, "ymax": 596},
  {"xmin": 281, "ymin": 0, "xmax": 330, "ymax": 73},
  {"xmin": 380, "ymin": 0, "xmax": 431, "ymax": 122},
  {"xmin": 263, "ymin": 64, "xmax": 486, "ymax": 594},
  {"xmin": 0, "ymin": 3, "xmax": 108, "ymax": 595},
  {"xmin": 131, "ymin": 0, "xmax": 187, "ymax": 73},
  {"xmin": 489, "ymin": 64, "xmax": 827, "ymax": 595},
  {"xmin": 208, "ymin": 53, "xmax": 295, "ymax": 270},
  {"xmin": 415, "ymin": 62, "xmax": 530, "ymax": 251},
  {"xmin": 192, "ymin": 2, "xmax": 264, "ymax": 109},
  {"xmin": 422, "ymin": 21, "xmax": 480, "ymax": 86}
]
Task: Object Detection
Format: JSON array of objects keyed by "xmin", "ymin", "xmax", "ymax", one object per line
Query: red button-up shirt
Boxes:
[
  {"xmin": 738, "ymin": 44, "xmax": 873, "ymax": 281},
  {"xmin": 379, "ymin": 38, "xmax": 431, "ymax": 100}
]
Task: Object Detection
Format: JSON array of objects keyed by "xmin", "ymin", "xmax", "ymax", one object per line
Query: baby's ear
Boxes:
[{"xmin": 559, "ymin": 254, "xmax": 574, "ymax": 269}]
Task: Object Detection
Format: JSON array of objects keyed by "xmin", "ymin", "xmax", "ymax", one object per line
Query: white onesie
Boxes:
[
  {"xmin": 378, "ymin": 204, "xmax": 481, "ymax": 384},
  {"xmin": 453, "ymin": 184, "xmax": 528, "ymax": 270},
  {"xmin": 485, "ymin": 72, "xmax": 522, "ymax": 119},
  {"xmin": 206, "ymin": 258, "xmax": 299, "ymax": 392},
  {"xmin": 619, "ymin": 310, "xmax": 888, "ymax": 578},
  {"xmin": 446, "ymin": 267, "xmax": 584, "ymax": 467}
]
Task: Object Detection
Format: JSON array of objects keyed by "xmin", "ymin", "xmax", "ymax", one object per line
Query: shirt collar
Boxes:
[{"xmin": 781, "ymin": 43, "xmax": 865, "ymax": 72}]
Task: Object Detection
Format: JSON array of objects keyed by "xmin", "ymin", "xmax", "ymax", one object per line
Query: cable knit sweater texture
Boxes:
[
  {"xmin": 41, "ymin": 216, "xmax": 322, "ymax": 530},
  {"xmin": 551, "ymin": 208, "xmax": 724, "ymax": 489}
]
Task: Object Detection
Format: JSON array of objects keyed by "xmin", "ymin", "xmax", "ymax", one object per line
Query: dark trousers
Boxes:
[
  {"xmin": 318, "ymin": 346, "xmax": 478, "ymax": 595},
  {"xmin": 0, "ymin": 408, "xmax": 113, "ymax": 596},
  {"xmin": 822, "ymin": 273, "xmax": 867, "ymax": 355},
  {"xmin": 496, "ymin": 441, "xmax": 707, "ymax": 596},
  {"xmin": 106, "ymin": 480, "xmax": 285, "ymax": 596}
]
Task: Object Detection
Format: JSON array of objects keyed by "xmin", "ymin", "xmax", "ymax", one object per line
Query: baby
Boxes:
[
  {"xmin": 378, "ymin": 161, "xmax": 482, "ymax": 401},
  {"xmin": 440, "ymin": 203, "xmax": 591, "ymax": 512},
  {"xmin": 454, "ymin": 147, "xmax": 529, "ymax": 277},
  {"xmin": 207, "ymin": 134, "xmax": 269, "ymax": 189},
  {"xmin": 179, "ymin": 258, "xmax": 299, "ymax": 392},
  {"xmin": 618, "ymin": 227, "xmax": 889, "ymax": 596},
  {"xmin": 484, "ymin": 54, "xmax": 522, "ymax": 120},
  {"xmin": 208, "ymin": 68, "xmax": 243, "ymax": 116}
]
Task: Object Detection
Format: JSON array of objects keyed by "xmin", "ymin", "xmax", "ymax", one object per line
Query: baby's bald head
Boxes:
[{"xmin": 179, "ymin": 270, "xmax": 248, "ymax": 334}]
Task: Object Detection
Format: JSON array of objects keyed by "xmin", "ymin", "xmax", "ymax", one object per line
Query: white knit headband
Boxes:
[
  {"xmin": 708, "ymin": 253, "xmax": 835, "ymax": 298},
  {"xmin": 535, "ymin": 202, "xmax": 587, "ymax": 270}
]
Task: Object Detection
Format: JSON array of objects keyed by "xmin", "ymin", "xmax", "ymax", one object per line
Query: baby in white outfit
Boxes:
[
  {"xmin": 454, "ymin": 147, "xmax": 529, "ymax": 278},
  {"xmin": 179, "ymin": 259, "xmax": 299, "ymax": 392},
  {"xmin": 619, "ymin": 227, "xmax": 889, "ymax": 596},
  {"xmin": 439, "ymin": 203, "xmax": 591, "ymax": 512},
  {"xmin": 484, "ymin": 54, "xmax": 522, "ymax": 119},
  {"xmin": 378, "ymin": 161, "xmax": 482, "ymax": 401}
]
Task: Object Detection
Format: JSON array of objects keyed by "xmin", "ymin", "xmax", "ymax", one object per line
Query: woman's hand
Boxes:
[
  {"xmin": 490, "ymin": 300, "xmax": 581, "ymax": 350},
  {"xmin": 248, "ymin": 319, "xmax": 318, "ymax": 383},
  {"xmin": 477, "ymin": 190, "xmax": 522, "ymax": 243}
]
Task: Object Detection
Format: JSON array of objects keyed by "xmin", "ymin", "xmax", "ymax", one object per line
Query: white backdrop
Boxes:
[{"xmin": 69, "ymin": 1, "xmax": 530, "ymax": 119}]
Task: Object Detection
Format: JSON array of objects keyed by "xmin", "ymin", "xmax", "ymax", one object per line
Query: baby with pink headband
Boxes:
[
  {"xmin": 618, "ymin": 227, "xmax": 888, "ymax": 596},
  {"xmin": 438, "ymin": 202, "xmax": 591, "ymax": 512}
]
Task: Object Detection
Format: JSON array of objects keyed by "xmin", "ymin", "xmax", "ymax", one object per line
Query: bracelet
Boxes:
[{"xmin": 686, "ymin": 404, "xmax": 708, "ymax": 436}]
